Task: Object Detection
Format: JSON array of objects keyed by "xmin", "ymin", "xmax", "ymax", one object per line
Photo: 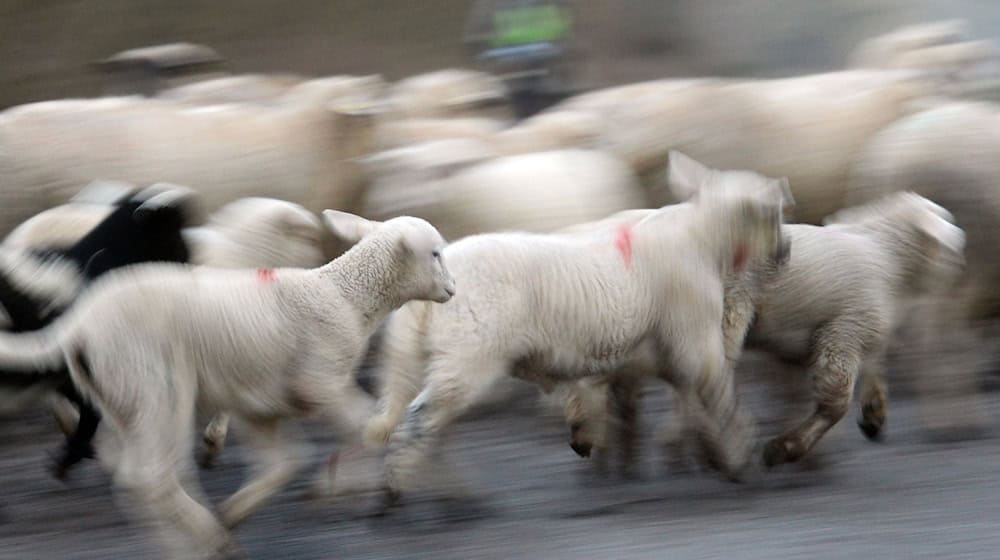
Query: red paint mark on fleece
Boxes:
[
  {"xmin": 257, "ymin": 268, "xmax": 277, "ymax": 283},
  {"xmin": 732, "ymin": 244, "xmax": 749, "ymax": 272},
  {"xmin": 614, "ymin": 224, "xmax": 634, "ymax": 270}
]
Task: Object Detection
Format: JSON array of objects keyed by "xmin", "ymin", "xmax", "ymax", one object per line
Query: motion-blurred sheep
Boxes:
[
  {"xmin": 362, "ymin": 137, "xmax": 647, "ymax": 242},
  {"xmin": 363, "ymin": 152, "xmax": 791, "ymax": 511},
  {"xmin": 0, "ymin": 183, "xmax": 197, "ymax": 479},
  {"xmin": 845, "ymin": 101, "xmax": 1000, "ymax": 440},
  {"xmin": 0, "ymin": 75, "xmax": 384, "ymax": 242},
  {"xmin": 0, "ymin": 211, "xmax": 453, "ymax": 558},
  {"xmin": 564, "ymin": 191, "xmax": 966, "ymax": 474},
  {"xmin": 4, "ymin": 193, "xmax": 329, "ymax": 477}
]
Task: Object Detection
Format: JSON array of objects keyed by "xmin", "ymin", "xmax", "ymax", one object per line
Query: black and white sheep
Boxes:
[{"xmin": 0, "ymin": 211, "xmax": 453, "ymax": 558}]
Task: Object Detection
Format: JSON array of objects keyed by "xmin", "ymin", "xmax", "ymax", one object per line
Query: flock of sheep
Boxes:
[{"xmin": 0, "ymin": 18, "xmax": 999, "ymax": 560}]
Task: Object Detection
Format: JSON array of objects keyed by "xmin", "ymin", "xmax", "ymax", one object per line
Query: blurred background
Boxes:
[{"xmin": 3, "ymin": 0, "xmax": 1000, "ymax": 109}]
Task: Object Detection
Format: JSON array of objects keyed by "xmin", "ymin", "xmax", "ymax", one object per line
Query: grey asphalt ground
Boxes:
[{"xmin": 2, "ymin": 360, "xmax": 1000, "ymax": 560}]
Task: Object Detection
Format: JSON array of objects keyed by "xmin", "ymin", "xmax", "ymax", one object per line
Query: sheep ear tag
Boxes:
[{"xmin": 614, "ymin": 224, "xmax": 634, "ymax": 270}]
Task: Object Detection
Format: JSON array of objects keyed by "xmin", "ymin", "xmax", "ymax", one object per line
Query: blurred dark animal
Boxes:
[{"xmin": 0, "ymin": 183, "xmax": 195, "ymax": 479}]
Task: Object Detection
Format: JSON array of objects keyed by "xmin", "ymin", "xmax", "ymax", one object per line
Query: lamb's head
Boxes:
[
  {"xmin": 68, "ymin": 182, "xmax": 199, "ymax": 278},
  {"xmin": 824, "ymin": 192, "xmax": 966, "ymax": 293},
  {"xmin": 322, "ymin": 210, "xmax": 455, "ymax": 304},
  {"xmin": 667, "ymin": 150, "xmax": 794, "ymax": 267}
]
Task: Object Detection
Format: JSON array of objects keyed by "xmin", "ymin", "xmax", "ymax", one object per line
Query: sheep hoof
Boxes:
[
  {"xmin": 569, "ymin": 440, "xmax": 592, "ymax": 458},
  {"xmin": 857, "ymin": 418, "xmax": 885, "ymax": 442},
  {"xmin": 762, "ymin": 437, "xmax": 802, "ymax": 468},
  {"xmin": 198, "ymin": 448, "xmax": 219, "ymax": 470},
  {"xmin": 372, "ymin": 486, "xmax": 402, "ymax": 518}
]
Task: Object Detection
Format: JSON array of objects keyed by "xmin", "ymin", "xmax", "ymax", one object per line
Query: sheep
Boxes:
[
  {"xmin": 559, "ymin": 191, "xmax": 967, "ymax": 475},
  {"xmin": 3, "ymin": 194, "xmax": 329, "ymax": 477},
  {"xmin": 362, "ymin": 151, "xmax": 792, "ymax": 511},
  {"xmin": 538, "ymin": 69, "xmax": 943, "ymax": 222},
  {"xmin": 0, "ymin": 210, "xmax": 453, "ymax": 558},
  {"xmin": 156, "ymin": 73, "xmax": 308, "ymax": 105},
  {"xmin": 361, "ymin": 137, "xmax": 648, "ymax": 243},
  {"xmin": 0, "ymin": 183, "xmax": 198, "ymax": 479},
  {"xmin": 847, "ymin": 20, "xmax": 973, "ymax": 70},
  {"xmin": 844, "ymin": 100, "xmax": 1000, "ymax": 440},
  {"xmin": 0, "ymin": 74, "xmax": 385, "ymax": 242},
  {"xmin": 373, "ymin": 116, "xmax": 507, "ymax": 151},
  {"xmin": 386, "ymin": 68, "xmax": 513, "ymax": 122}
]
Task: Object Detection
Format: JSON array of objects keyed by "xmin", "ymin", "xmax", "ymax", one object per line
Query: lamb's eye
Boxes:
[{"xmin": 432, "ymin": 250, "xmax": 440, "ymax": 259}]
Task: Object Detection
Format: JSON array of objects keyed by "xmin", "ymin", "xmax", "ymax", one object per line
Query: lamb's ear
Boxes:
[
  {"xmin": 322, "ymin": 209, "xmax": 381, "ymax": 243},
  {"xmin": 133, "ymin": 184, "xmax": 201, "ymax": 226},
  {"xmin": 72, "ymin": 179, "xmax": 138, "ymax": 206},
  {"xmin": 916, "ymin": 207, "xmax": 966, "ymax": 263},
  {"xmin": 776, "ymin": 177, "xmax": 796, "ymax": 222},
  {"xmin": 279, "ymin": 207, "xmax": 322, "ymax": 243},
  {"xmin": 666, "ymin": 150, "xmax": 712, "ymax": 202}
]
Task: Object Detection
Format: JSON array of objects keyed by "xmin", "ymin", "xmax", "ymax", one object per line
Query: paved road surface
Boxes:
[{"xmin": 2, "ymin": 370, "xmax": 999, "ymax": 560}]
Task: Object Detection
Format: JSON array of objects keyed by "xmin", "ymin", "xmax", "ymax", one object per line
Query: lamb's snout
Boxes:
[{"xmin": 433, "ymin": 276, "xmax": 457, "ymax": 303}]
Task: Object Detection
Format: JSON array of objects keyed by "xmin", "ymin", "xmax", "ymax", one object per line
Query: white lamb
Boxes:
[
  {"xmin": 558, "ymin": 191, "xmax": 967, "ymax": 474},
  {"xmin": 3, "ymin": 192, "xmax": 328, "ymax": 471},
  {"xmin": 363, "ymin": 151, "xmax": 792, "ymax": 510},
  {"xmin": 539, "ymin": 69, "xmax": 942, "ymax": 223},
  {"xmin": 0, "ymin": 210, "xmax": 453, "ymax": 558},
  {"xmin": 361, "ymin": 137, "xmax": 648, "ymax": 243},
  {"xmin": 156, "ymin": 73, "xmax": 309, "ymax": 106},
  {"xmin": 386, "ymin": 68, "xmax": 512, "ymax": 122},
  {"xmin": 0, "ymin": 75, "xmax": 385, "ymax": 240}
]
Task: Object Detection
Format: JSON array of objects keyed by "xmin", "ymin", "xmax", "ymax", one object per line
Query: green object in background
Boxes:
[{"xmin": 491, "ymin": 5, "xmax": 571, "ymax": 47}]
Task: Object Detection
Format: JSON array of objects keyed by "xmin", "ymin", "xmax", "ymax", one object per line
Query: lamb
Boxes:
[
  {"xmin": 847, "ymin": 20, "xmax": 973, "ymax": 70},
  {"xmin": 361, "ymin": 138, "xmax": 648, "ymax": 243},
  {"xmin": 843, "ymin": 101, "xmax": 1000, "ymax": 440},
  {"xmin": 362, "ymin": 151, "xmax": 791, "ymax": 511},
  {"xmin": 156, "ymin": 73, "xmax": 309, "ymax": 105},
  {"xmin": 560, "ymin": 191, "xmax": 967, "ymax": 474},
  {"xmin": 0, "ymin": 75, "xmax": 384, "ymax": 240},
  {"xmin": 0, "ymin": 210, "xmax": 453, "ymax": 558},
  {"xmin": 0, "ymin": 182, "xmax": 198, "ymax": 479},
  {"xmin": 386, "ymin": 68, "xmax": 512, "ymax": 122},
  {"xmin": 538, "ymin": 69, "xmax": 942, "ymax": 222},
  {"xmin": 6, "ymin": 194, "xmax": 330, "ymax": 478}
]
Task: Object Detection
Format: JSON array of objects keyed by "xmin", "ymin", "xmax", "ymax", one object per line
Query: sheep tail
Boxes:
[
  {"xmin": 363, "ymin": 301, "xmax": 433, "ymax": 448},
  {"xmin": 0, "ymin": 325, "xmax": 67, "ymax": 376}
]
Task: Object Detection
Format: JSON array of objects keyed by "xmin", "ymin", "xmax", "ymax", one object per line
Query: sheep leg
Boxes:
[
  {"xmin": 219, "ymin": 418, "xmax": 310, "ymax": 530},
  {"xmin": 763, "ymin": 335, "xmax": 861, "ymax": 468},
  {"xmin": 381, "ymin": 359, "xmax": 503, "ymax": 511},
  {"xmin": 113, "ymin": 404, "xmax": 234, "ymax": 557},
  {"xmin": 857, "ymin": 355, "xmax": 888, "ymax": 441},
  {"xmin": 656, "ymin": 393, "xmax": 699, "ymax": 473},
  {"xmin": 199, "ymin": 413, "xmax": 231, "ymax": 469},
  {"xmin": 666, "ymin": 325, "xmax": 756, "ymax": 481},
  {"xmin": 51, "ymin": 397, "xmax": 101, "ymax": 480},
  {"xmin": 559, "ymin": 378, "xmax": 608, "ymax": 459},
  {"xmin": 365, "ymin": 311, "xmax": 430, "ymax": 448},
  {"xmin": 607, "ymin": 374, "xmax": 643, "ymax": 478}
]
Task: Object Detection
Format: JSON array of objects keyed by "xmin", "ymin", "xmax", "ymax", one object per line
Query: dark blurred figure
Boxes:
[{"xmin": 464, "ymin": 0, "xmax": 577, "ymax": 119}]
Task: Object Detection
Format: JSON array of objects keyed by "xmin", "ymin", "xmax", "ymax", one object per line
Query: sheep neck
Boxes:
[
  {"xmin": 685, "ymin": 200, "xmax": 756, "ymax": 276},
  {"xmin": 321, "ymin": 236, "xmax": 406, "ymax": 334}
]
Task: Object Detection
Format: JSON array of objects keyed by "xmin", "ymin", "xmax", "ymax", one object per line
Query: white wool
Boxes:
[
  {"xmin": 0, "ymin": 76, "xmax": 384, "ymax": 240},
  {"xmin": 0, "ymin": 212, "xmax": 453, "ymax": 555},
  {"xmin": 387, "ymin": 68, "xmax": 512, "ymax": 121},
  {"xmin": 365, "ymin": 154, "xmax": 790, "ymax": 498},
  {"xmin": 363, "ymin": 144, "xmax": 648, "ymax": 242},
  {"xmin": 564, "ymin": 192, "xmax": 969, "ymax": 470}
]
